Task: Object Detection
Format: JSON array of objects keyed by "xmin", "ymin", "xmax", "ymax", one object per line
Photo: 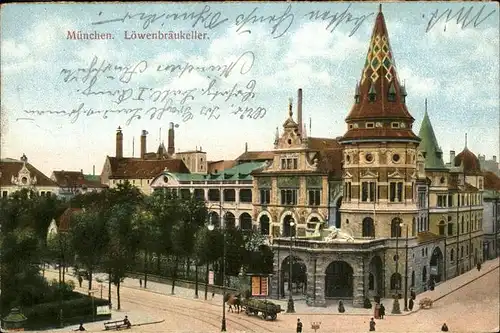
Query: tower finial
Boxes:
[
  {"xmin": 288, "ymin": 98, "xmax": 293, "ymax": 118},
  {"xmin": 465, "ymin": 133, "xmax": 468, "ymax": 148},
  {"xmin": 379, "ymin": 3, "xmax": 382, "ymax": 13},
  {"xmin": 425, "ymin": 98, "xmax": 428, "ymax": 114}
]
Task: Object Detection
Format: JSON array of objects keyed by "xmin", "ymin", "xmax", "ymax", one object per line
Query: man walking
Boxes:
[
  {"xmin": 369, "ymin": 318, "xmax": 376, "ymax": 331},
  {"xmin": 296, "ymin": 318, "xmax": 303, "ymax": 333}
]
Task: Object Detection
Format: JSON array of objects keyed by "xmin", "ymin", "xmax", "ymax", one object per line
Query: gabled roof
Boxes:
[
  {"xmin": 342, "ymin": 5, "xmax": 419, "ymax": 142},
  {"xmin": 235, "ymin": 151, "xmax": 274, "ymax": 162},
  {"xmin": 57, "ymin": 207, "xmax": 82, "ymax": 232},
  {"xmin": 0, "ymin": 158, "xmax": 57, "ymax": 187},
  {"xmin": 418, "ymin": 105, "xmax": 447, "ymax": 170},
  {"xmin": 107, "ymin": 157, "xmax": 190, "ymax": 179},
  {"xmin": 52, "ymin": 170, "xmax": 107, "ymax": 188}
]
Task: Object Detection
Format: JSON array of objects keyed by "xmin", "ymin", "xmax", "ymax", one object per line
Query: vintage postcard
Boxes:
[{"xmin": 0, "ymin": 2, "xmax": 498, "ymax": 333}]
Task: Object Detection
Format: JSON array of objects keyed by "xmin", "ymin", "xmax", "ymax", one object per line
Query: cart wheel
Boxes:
[{"xmin": 270, "ymin": 313, "xmax": 277, "ymax": 320}]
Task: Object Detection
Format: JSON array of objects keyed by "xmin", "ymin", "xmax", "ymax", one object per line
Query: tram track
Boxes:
[{"xmin": 47, "ymin": 271, "xmax": 274, "ymax": 332}]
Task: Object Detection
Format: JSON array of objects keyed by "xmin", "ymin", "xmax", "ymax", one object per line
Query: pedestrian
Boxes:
[
  {"xmin": 410, "ymin": 288, "xmax": 416, "ymax": 300},
  {"xmin": 477, "ymin": 262, "xmax": 481, "ymax": 271},
  {"xmin": 409, "ymin": 298, "xmax": 414, "ymax": 311},
  {"xmin": 369, "ymin": 318, "xmax": 376, "ymax": 331},
  {"xmin": 78, "ymin": 275, "xmax": 83, "ymax": 288},
  {"xmin": 124, "ymin": 316, "xmax": 131, "ymax": 329},
  {"xmin": 379, "ymin": 303, "xmax": 385, "ymax": 319},
  {"xmin": 74, "ymin": 322, "xmax": 85, "ymax": 331},
  {"xmin": 441, "ymin": 323, "xmax": 449, "ymax": 332},
  {"xmin": 338, "ymin": 300, "xmax": 345, "ymax": 313},
  {"xmin": 374, "ymin": 302, "xmax": 380, "ymax": 319},
  {"xmin": 139, "ymin": 278, "xmax": 142, "ymax": 287},
  {"xmin": 296, "ymin": 318, "xmax": 303, "ymax": 333}
]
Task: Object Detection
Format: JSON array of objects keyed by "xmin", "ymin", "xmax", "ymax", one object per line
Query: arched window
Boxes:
[
  {"xmin": 450, "ymin": 248, "xmax": 454, "ymax": 261},
  {"xmin": 391, "ymin": 218, "xmax": 402, "ymax": 237},
  {"xmin": 411, "ymin": 271, "xmax": 415, "ymax": 287},
  {"xmin": 438, "ymin": 221, "xmax": 446, "ymax": 236},
  {"xmin": 390, "ymin": 273, "xmax": 402, "ymax": 289},
  {"xmin": 362, "ymin": 217, "xmax": 375, "ymax": 237},
  {"xmin": 422, "ymin": 266, "xmax": 427, "ymax": 282},
  {"xmin": 461, "ymin": 246, "xmax": 464, "ymax": 258}
]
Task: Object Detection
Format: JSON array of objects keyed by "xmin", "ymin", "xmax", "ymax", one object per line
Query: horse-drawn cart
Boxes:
[{"xmin": 242, "ymin": 299, "xmax": 283, "ymax": 320}]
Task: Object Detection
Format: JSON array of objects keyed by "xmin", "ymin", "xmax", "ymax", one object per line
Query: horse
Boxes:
[{"xmin": 224, "ymin": 293, "xmax": 242, "ymax": 313}]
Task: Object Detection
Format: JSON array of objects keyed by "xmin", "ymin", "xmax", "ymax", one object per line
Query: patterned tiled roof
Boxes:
[
  {"xmin": 107, "ymin": 157, "xmax": 190, "ymax": 179},
  {"xmin": 342, "ymin": 6, "xmax": 419, "ymax": 142}
]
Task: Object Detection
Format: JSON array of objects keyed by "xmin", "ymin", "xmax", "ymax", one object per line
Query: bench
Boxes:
[{"xmin": 104, "ymin": 320, "xmax": 130, "ymax": 330}]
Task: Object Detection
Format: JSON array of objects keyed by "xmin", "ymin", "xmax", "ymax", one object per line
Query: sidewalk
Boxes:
[{"xmin": 48, "ymin": 257, "xmax": 499, "ymax": 317}]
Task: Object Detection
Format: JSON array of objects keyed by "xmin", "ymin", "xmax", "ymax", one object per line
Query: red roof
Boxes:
[
  {"xmin": 0, "ymin": 158, "xmax": 57, "ymax": 187},
  {"xmin": 57, "ymin": 208, "xmax": 82, "ymax": 232},
  {"xmin": 107, "ymin": 157, "xmax": 190, "ymax": 179},
  {"xmin": 484, "ymin": 171, "xmax": 500, "ymax": 190},
  {"xmin": 342, "ymin": 7, "xmax": 418, "ymax": 142},
  {"xmin": 52, "ymin": 170, "xmax": 106, "ymax": 188},
  {"xmin": 454, "ymin": 147, "xmax": 481, "ymax": 175}
]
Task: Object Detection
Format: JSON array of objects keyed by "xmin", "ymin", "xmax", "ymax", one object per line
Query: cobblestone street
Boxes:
[{"xmin": 43, "ymin": 258, "xmax": 499, "ymax": 332}]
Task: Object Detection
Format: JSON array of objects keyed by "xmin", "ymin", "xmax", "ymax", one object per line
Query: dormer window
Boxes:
[
  {"xmin": 368, "ymin": 82, "xmax": 376, "ymax": 102},
  {"xmin": 400, "ymin": 84, "xmax": 407, "ymax": 104},
  {"xmin": 388, "ymin": 82, "xmax": 396, "ymax": 102},
  {"xmin": 349, "ymin": 124, "xmax": 354, "ymax": 129},
  {"xmin": 366, "ymin": 122, "xmax": 375, "ymax": 128},
  {"xmin": 354, "ymin": 82, "xmax": 360, "ymax": 104},
  {"xmin": 391, "ymin": 122, "xmax": 400, "ymax": 128}
]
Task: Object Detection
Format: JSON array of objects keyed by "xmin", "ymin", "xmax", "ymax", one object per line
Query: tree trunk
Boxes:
[
  {"xmin": 88, "ymin": 270, "xmax": 93, "ymax": 290},
  {"xmin": 186, "ymin": 257, "xmax": 191, "ymax": 278},
  {"xmin": 58, "ymin": 260, "xmax": 62, "ymax": 284},
  {"xmin": 108, "ymin": 271, "xmax": 112, "ymax": 305},
  {"xmin": 156, "ymin": 253, "xmax": 161, "ymax": 274},
  {"xmin": 204, "ymin": 262, "xmax": 209, "ymax": 300},
  {"xmin": 194, "ymin": 262, "xmax": 199, "ymax": 298},
  {"xmin": 171, "ymin": 256, "xmax": 179, "ymax": 295},
  {"xmin": 62, "ymin": 263, "xmax": 65, "ymax": 283},
  {"xmin": 117, "ymin": 281, "xmax": 121, "ymax": 310},
  {"xmin": 143, "ymin": 250, "xmax": 148, "ymax": 289}
]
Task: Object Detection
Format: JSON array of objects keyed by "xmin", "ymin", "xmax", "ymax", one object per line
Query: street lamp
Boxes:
[
  {"xmin": 392, "ymin": 219, "xmax": 402, "ymax": 314},
  {"xmin": 403, "ymin": 225, "xmax": 409, "ymax": 311},
  {"xmin": 208, "ymin": 206, "xmax": 227, "ymax": 332},
  {"xmin": 286, "ymin": 219, "xmax": 296, "ymax": 313}
]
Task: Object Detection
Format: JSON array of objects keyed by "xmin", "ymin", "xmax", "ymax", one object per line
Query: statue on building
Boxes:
[{"xmin": 323, "ymin": 226, "xmax": 354, "ymax": 242}]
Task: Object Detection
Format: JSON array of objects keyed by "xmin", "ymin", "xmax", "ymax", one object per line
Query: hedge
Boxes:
[{"xmin": 22, "ymin": 292, "xmax": 111, "ymax": 330}]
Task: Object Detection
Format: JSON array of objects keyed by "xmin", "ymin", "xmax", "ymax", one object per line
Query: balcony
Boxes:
[{"xmin": 272, "ymin": 237, "xmax": 388, "ymax": 252}]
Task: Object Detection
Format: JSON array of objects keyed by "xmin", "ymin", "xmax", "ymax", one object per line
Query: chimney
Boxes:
[
  {"xmin": 93, "ymin": 165, "xmax": 95, "ymax": 176},
  {"xmin": 245, "ymin": 142, "xmax": 248, "ymax": 152},
  {"xmin": 450, "ymin": 150, "xmax": 455, "ymax": 165},
  {"xmin": 141, "ymin": 130, "xmax": 147, "ymax": 159},
  {"xmin": 297, "ymin": 88, "xmax": 303, "ymax": 135},
  {"xmin": 80, "ymin": 169, "xmax": 83, "ymax": 174},
  {"xmin": 494, "ymin": 156, "xmax": 497, "ymax": 163},
  {"xmin": 168, "ymin": 122, "xmax": 175, "ymax": 156},
  {"xmin": 116, "ymin": 127, "xmax": 123, "ymax": 158}
]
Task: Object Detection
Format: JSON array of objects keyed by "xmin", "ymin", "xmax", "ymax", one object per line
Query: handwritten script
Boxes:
[
  {"xmin": 425, "ymin": 5, "xmax": 496, "ymax": 32},
  {"xmin": 92, "ymin": 4, "xmax": 373, "ymax": 39},
  {"xmin": 23, "ymin": 51, "xmax": 268, "ymax": 125}
]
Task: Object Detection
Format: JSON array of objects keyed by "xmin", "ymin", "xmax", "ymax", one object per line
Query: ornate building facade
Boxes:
[{"xmin": 269, "ymin": 7, "xmax": 445, "ymax": 308}]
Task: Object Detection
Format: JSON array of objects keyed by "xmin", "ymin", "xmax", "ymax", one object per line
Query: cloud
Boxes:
[
  {"xmin": 1, "ymin": 39, "xmax": 30, "ymax": 58},
  {"xmin": 397, "ymin": 65, "xmax": 441, "ymax": 96}
]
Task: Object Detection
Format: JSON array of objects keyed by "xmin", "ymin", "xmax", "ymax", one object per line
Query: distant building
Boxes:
[
  {"xmin": 150, "ymin": 161, "xmax": 266, "ymax": 229},
  {"xmin": 47, "ymin": 207, "xmax": 83, "ymax": 240},
  {"xmin": 0, "ymin": 154, "xmax": 59, "ymax": 198},
  {"xmin": 100, "ymin": 125, "xmax": 191, "ymax": 194},
  {"xmin": 482, "ymin": 171, "xmax": 500, "ymax": 259},
  {"xmin": 478, "ymin": 154, "xmax": 499, "ymax": 176},
  {"xmin": 51, "ymin": 169, "xmax": 107, "ymax": 199}
]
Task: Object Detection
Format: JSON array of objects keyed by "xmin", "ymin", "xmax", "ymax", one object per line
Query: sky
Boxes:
[{"xmin": 1, "ymin": 2, "xmax": 499, "ymax": 176}]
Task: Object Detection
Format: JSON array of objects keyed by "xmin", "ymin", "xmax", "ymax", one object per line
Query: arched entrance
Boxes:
[
  {"xmin": 208, "ymin": 211, "xmax": 220, "ymax": 227},
  {"xmin": 280, "ymin": 256, "xmax": 307, "ymax": 297},
  {"xmin": 224, "ymin": 212, "xmax": 235, "ymax": 228},
  {"xmin": 259, "ymin": 215, "xmax": 270, "ymax": 235},
  {"xmin": 325, "ymin": 261, "xmax": 353, "ymax": 298},
  {"xmin": 283, "ymin": 215, "xmax": 296, "ymax": 237},
  {"xmin": 239, "ymin": 212, "xmax": 252, "ymax": 230},
  {"xmin": 430, "ymin": 247, "xmax": 444, "ymax": 283},
  {"xmin": 368, "ymin": 256, "xmax": 383, "ymax": 297}
]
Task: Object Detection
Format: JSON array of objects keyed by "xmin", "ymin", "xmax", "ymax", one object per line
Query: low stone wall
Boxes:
[{"xmin": 125, "ymin": 271, "xmax": 238, "ymax": 295}]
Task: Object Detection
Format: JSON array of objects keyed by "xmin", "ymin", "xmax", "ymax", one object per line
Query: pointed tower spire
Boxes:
[
  {"xmin": 342, "ymin": 5, "xmax": 419, "ymax": 144},
  {"xmin": 418, "ymin": 101, "xmax": 446, "ymax": 170},
  {"xmin": 275, "ymin": 127, "xmax": 279, "ymax": 140},
  {"xmin": 465, "ymin": 133, "xmax": 468, "ymax": 148},
  {"xmin": 288, "ymin": 97, "xmax": 293, "ymax": 118}
]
